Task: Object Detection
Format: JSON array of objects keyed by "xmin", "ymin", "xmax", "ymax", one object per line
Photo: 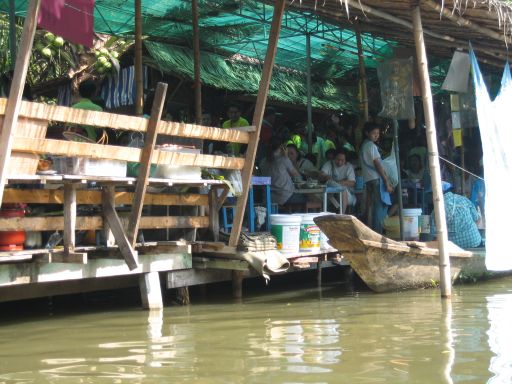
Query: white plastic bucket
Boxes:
[
  {"xmin": 311, "ymin": 212, "xmax": 333, "ymax": 250},
  {"xmin": 402, "ymin": 208, "xmax": 422, "ymax": 240},
  {"xmin": 270, "ymin": 214, "xmax": 301, "ymax": 253},
  {"xmin": 297, "ymin": 213, "xmax": 321, "ymax": 252}
]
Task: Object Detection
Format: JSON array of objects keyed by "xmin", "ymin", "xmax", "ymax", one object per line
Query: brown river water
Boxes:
[{"xmin": 0, "ymin": 273, "xmax": 511, "ymax": 383}]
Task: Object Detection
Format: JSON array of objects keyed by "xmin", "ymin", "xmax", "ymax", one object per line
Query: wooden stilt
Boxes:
[
  {"xmin": 63, "ymin": 184, "xmax": 77, "ymax": 253},
  {"xmin": 232, "ymin": 270, "xmax": 244, "ymax": 299},
  {"xmin": 134, "ymin": 0, "xmax": 144, "ymax": 115},
  {"xmin": 0, "ymin": 0, "xmax": 41, "ymax": 206},
  {"xmin": 393, "ymin": 120, "xmax": 405, "ymax": 241},
  {"xmin": 127, "ymin": 82, "xmax": 167, "ymax": 246},
  {"xmin": 316, "ymin": 260, "xmax": 322, "ymax": 287},
  {"xmin": 103, "ymin": 185, "xmax": 116, "ymax": 246},
  {"xmin": 139, "ymin": 271, "xmax": 163, "ymax": 310},
  {"xmin": 412, "ymin": 6, "xmax": 452, "ymax": 298},
  {"xmin": 175, "ymin": 287, "xmax": 190, "ymax": 305},
  {"xmin": 228, "ymin": 0, "xmax": 286, "ymax": 247}
]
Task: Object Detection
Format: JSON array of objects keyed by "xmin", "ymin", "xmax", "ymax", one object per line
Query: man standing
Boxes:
[{"xmin": 222, "ymin": 103, "xmax": 249, "ymax": 156}]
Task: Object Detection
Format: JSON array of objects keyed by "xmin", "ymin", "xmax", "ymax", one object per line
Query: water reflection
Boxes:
[
  {"xmin": 486, "ymin": 293, "xmax": 512, "ymax": 384},
  {"xmin": 442, "ymin": 300, "xmax": 455, "ymax": 384}
]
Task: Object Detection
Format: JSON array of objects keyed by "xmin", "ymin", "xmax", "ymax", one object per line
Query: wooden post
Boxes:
[
  {"xmin": 0, "ymin": 0, "xmax": 41, "ymax": 207},
  {"xmin": 192, "ymin": 0, "xmax": 202, "ymax": 124},
  {"xmin": 317, "ymin": 260, "xmax": 322, "ymax": 287},
  {"xmin": 103, "ymin": 185, "xmax": 116, "ymax": 246},
  {"xmin": 232, "ymin": 270, "xmax": 244, "ymax": 299},
  {"xmin": 306, "ymin": 33, "xmax": 313, "ymax": 154},
  {"xmin": 139, "ymin": 271, "xmax": 163, "ymax": 310},
  {"xmin": 8, "ymin": 0, "xmax": 17, "ymax": 70},
  {"xmin": 412, "ymin": 6, "xmax": 452, "ymax": 298},
  {"xmin": 127, "ymin": 82, "xmax": 168, "ymax": 246},
  {"xmin": 228, "ymin": 0, "xmax": 286, "ymax": 247},
  {"xmin": 63, "ymin": 184, "xmax": 77, "ymax": 253},
  {"xmin": 355, "ymin": 22, "xmax": 369, "ymax": 149},
  {"xmin": 102, "ymin": 189, "xmax": 139, "ymax": 271},
  {"xmin": 134, "ymin": 0, "xmax": 144, "ymax": 115},
  {"xmin": 393, "ymin": 120, "xmax": 405, "ymax": 240}
]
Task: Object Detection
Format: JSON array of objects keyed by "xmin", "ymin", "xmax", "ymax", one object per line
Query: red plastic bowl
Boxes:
[{"xmin": 0, "ymin": 231, "xmax": 26, "ymax": 246}]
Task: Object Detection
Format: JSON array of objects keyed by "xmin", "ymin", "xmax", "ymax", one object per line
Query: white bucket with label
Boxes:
[
  {"xmin": 297, "ymin": 213, "xmax": 321, "ymax": 252},
  {"xmin": 270, "ymin": 214, "xmax": 301, "ymax": 253},
  {"xmin": 402, "ymin": 208, "xmax": 422, "ymax": 240}
]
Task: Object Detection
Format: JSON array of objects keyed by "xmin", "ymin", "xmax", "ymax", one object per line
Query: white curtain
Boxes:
[{"xmin": 470, "ymin": 49, "xmax": 512, "ymax": 271}]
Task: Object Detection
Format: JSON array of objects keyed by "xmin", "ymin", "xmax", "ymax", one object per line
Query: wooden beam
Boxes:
[
  {"xmin": 412, "ymin": 6, "xmax": 452, "ymax": 299},
  {"xmin": 0, "ymin": 0, "xmax": 41, "ymax": 206},
  {"xmin": 423, "ymin": 0, "xmax": 511, "ymax": 45},
  {"xmin": 103, "ymin": 185, "xmax": 116, "ymax": 246},
  {"xmin": 0, "ymin": 216, "xmax": 209, "ymax": 231},
  {"xmin": 12, "ymin": 137, "xmax": 245, "ymax": 170},
  {"xmin": 2, "ymin": 189, "xmax": 209, "ymax": 206},
  {"xmin": 139, "ymin": 271, "xmax": 163, "ymax": 309},
  {"xmin": 134, "ymin": 0, "xmax": 143, "ymax": 115},
  {"xmin": 0, "ymin": 99, "xmax": 252, "ymax": 144},
  {"xmin": 127, "ymin": 82, "xmax": 167, "ymax": 246},
  {"xmin": 228, "ymin": 0, "xmax": 286, "ymax": 247},
  {"xmin": 355, "ymin": 22, "xmax": 369, "ymax": 124},
  {"xmin": 102, "ymin": 189, "xmax": 138, "ymax": 270}
]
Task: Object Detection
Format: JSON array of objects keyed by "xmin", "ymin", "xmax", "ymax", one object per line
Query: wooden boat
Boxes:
[{"xmin": 314, "ymin": 214, "xmax": 475, "ymax": 293}]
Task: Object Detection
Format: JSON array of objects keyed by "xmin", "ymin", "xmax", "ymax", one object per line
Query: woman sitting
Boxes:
[
  {"xmin": 260, "ymin": 139, "xmax": 307, "ymax": 207},
  {"xmin": 321, "ymin": 149, "xmax": 356, "ymax": 213},
  {"xmin": 286, "ymin": 144, "xmax": 328, "ymax": 182}
]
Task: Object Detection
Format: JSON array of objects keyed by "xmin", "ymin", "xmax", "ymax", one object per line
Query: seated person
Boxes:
[
  {"xmin": 404, "ymin": 154, "xmax": 425, "ymax": 182},
  {"xmin": 260, "ymin": 139, "xmax": 306, "ymax": 207},
  {"xmin": 321, "ymin": 149, "xmax": 356, "ymax": 213},
  {"xmin": 286, "ymin": 144, "xmax": 328, "ymax": 182},
  {"xmin": 222, "ymin": 103, "xmax": 249, "ymax": 156},
  {"xmin": 432, "ymin": 181, "xmax": 483, "ymax": 248},
  {"xmin": 71, "ymin": 80, "xmax": 103, "ymax": 141}
]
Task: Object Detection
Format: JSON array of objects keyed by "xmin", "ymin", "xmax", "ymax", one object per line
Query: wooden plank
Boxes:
[
  {"xmin": 0, "ymin": 251, "xmax": 191, "ymax": 288},
  {"xmin": 0, "ymin": 215, "xmax": 209, "ymax": 231},
  {"xmin": 63, "ymin": 184, "xmax": 77, "ymax": 254},
  {"xmin": 0, "ymin": 99, "xmax": 251, "ymax": 144},
  {"xmin": 134, "ymin": 0, "xmax": 144, "ymax": 115},
  {"xmin": 0, "ymin": 0, "xmax": 41, "ymax": 206},
  {"xmin": 12, "ymin": 137, "xmax": 245, "ymax": 170},
  {"xmin": 167, "ymin": 269, "xmax": 232, "ymax": 289},
  {"xmin": 102, "ymin": 189, "xmax": 138, "ymax": 270},
  {"xmin": 228, "ymin": 0, "xmax": 286, "ymax": 246},
  {"xmin": 49, "ymin": 252, "xmax": 88, "ymax": 264},
  {"xmin": 2, "ymin": 189, "xmax": 209, "ymax": 206},
  {"xmin": 192, "ymin": 257, "xmax": 249, "ymax": 271},
  {"xmin": 127, "ymin": 82, "xmax": 167, "ymax": 246}
]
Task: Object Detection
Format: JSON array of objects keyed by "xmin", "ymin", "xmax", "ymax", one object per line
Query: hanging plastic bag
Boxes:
[
  {"xmin": 382, "ymin": 143, "xmax": 399, "ymax": 187},
  {"xmin": 222, "ymin": 169, "xmax": 243, "ymax": 196}
]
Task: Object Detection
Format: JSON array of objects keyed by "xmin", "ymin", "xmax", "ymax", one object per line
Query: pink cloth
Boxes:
[{"xmin": 37, "ymin": 0, "xmax": 94, "ymax": 47}]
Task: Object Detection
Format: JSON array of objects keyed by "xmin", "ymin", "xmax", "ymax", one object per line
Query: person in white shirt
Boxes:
[
  {"xmin": 360, "ymin": 122, "xmax": 393, "ymax": 233},
  {"xmin": 321, "ymin": 150, "xmax": 356, "ymax": 213}
]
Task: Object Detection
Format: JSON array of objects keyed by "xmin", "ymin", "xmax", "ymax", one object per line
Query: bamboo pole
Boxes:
[
  {"xmin": 412, "ymin": 6, "xmax": 452, "ymax": 298},
  {"xmin": 306, "ymin": 33, "xmax": 313, "ymax": 154},
  {"xmin": 355, "ymin": 23, "xmax": 369, "ymax": 124},
  {"xmin": 355, "ymin": 22, "xmax": 368, "ymax": 149},
  {"xmin": 0, "ymin": 0, "xmax": 41, "ymax": 207},
  {"xmin": 192, "ymin": 0, "xmax": 202, "ymax": 124},
  {"xmin": 134, "ymin": 0, "xmax": 144, "ymax": 115},
  {"xmin": 393, "ymin": 120, "xmax": 405, "ymax": 241},
  {"xmin": 8, "ymin": 0, "xmax": 16, "ymax": 70},
  {"xmin": 228, "ymin": 0, "xmax": 286, "ymax": 247},
  {"xmin": 423, "ymin": 0, "xmax": 512, "ymax": 45}
]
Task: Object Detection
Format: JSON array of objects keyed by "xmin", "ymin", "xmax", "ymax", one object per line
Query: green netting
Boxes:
[
  {"xmin": 1, "ymin": 0, "xmax": 396, "ymax": 78},
  {"xmin": 145, "ymin": 41, "xmax": 358, "ymax": 111}
]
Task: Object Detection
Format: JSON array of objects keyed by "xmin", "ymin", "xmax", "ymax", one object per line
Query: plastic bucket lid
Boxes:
[
  {"xmin": 403, "ymin": 208, "xmax": 422, "ymax": 217},
  {"xmin": 271, "ymin": 214, "xmax": 302, "ymax": 224}
]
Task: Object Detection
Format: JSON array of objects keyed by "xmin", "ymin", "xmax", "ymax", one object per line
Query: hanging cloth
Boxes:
[{"xmin": 470, "ymin": 47, "xmax": 512, "ymax": 271}]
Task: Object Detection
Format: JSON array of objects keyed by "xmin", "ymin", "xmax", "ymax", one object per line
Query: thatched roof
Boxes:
[{"xmin": 285, "ymin": 0, "xmax": 512, "ymax": 68}]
